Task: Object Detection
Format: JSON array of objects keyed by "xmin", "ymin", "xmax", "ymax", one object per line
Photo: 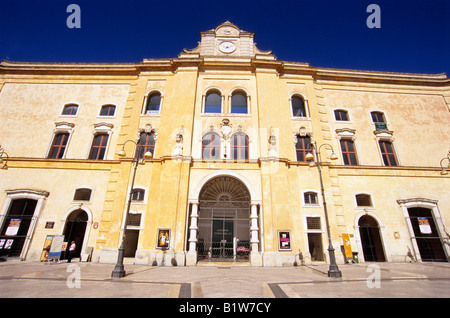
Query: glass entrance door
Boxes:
[
  {"xmin": 0, "ymin": 199, "xmax": 37, "ymax": 258},
  {"xmin": 212, "ymin": 219, "xmax": 233, "ymax": 258},
  {"xmin": 408, "ymin": 207, "xmax": 447, "ymax": 262}
]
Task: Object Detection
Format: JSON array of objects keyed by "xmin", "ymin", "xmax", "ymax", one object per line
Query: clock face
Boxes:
[{"xmin": 219, "ymin": 41, "xmax": 236, "ymax": 53}]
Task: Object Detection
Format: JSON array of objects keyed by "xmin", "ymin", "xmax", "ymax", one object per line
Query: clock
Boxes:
[{"xmin": 219, "ymin": 41, "xmax": 236, "ymax": 53}]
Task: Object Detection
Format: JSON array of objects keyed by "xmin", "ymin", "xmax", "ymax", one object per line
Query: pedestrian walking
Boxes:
[{"xmin": 67, "ymin": 241, "xmax": 76, "ymax": 263}]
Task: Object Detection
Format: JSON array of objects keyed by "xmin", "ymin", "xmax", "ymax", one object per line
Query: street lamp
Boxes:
[
  {"xmin": 0, "ymin": 145, "xmax": 9, "ymax": 170},
  {"xmin": 111, "ymin": 140, "xmax": 152, "ymax": 278},
  {"xmin": 439, "ymin": 151, "xmax": 450, "ymax": 175},
  {"xmin": 306, "ymin": 141, "xmax": 342, "ymax": 278}
]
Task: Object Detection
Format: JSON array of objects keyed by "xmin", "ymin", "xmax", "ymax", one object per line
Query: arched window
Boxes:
[
  {"xmin": 202, "ymin": 133, "xmax": 220, "ymax": 159},
  {"xmin": 100, "ymin": 104, "xmax": 116, "ymax": 116},
  {"xmin": 371, "ymin": 111, "xmax": 386, "ymax": 123},
  {"xmin": 231, "ymin": 91, "xmax": 248, "ymax": 114},
  {"xmin": 136, "ymin": 132, "xmax": 156, "ymax": 159},
  {"xmin": 304, "ymin": 191, "xmax": 318, "ymax": 205},
  {"xmin": 291, "ymin": 95, "xmax": 306, "ymax": 117},
  {"xmin": 145, "ymin": 92, "xmax": 161, "ymax": 114},
  {"xmin": 295, "ymin": 135, "xmax": 312, "ymax": 162},
  {"xmin": 334, "ymin": 109, "xmax": 349, "ymax": 121},
  {"xmin": 204, "ymin": 90, "xmax": 222, "ymax": 113},
  {"xmin": 231, "ymin": 133, "xmax": 249, "ymax": 160},
  {"xmin": 62, "ymin": 104, "xmax": 78, "ymax": 116},
  {"xmin": 131, "ymin": 188, "xmax": 145, "ymax": 202}
]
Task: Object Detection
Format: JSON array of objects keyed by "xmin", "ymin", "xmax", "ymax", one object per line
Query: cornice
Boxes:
[{"xmin": 1, "ymin": 58, "xmax": 448, "ymax": 88}]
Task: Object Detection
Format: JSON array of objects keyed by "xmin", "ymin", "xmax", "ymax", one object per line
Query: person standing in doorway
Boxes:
[{"xmin": 67, "ymin": 241, "xmax": 76, "ymax": 263}]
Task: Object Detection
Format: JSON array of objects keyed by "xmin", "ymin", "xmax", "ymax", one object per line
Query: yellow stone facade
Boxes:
[{"xmin": 0, "ymin": 22, "xmax": 449, "ymax": 266}]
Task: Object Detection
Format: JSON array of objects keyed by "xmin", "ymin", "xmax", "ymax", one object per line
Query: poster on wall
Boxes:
[
  {"xmin": 4, "ymin": 239, "xmax": 14, "ymax": 249},
  {"xmin": 156, "ymin": 229, "xmax": 170, "ymax": 249},
  {"xmin": 278, "ymin": 231, "xmax": 291, "ymax": 251},
  {"xmin": 5, "ymin": 219, "xmax": 21, "ymax": 236},
  {"xmin": 418, "ymin": 217, "xmax": 432, "ymax": 234}
]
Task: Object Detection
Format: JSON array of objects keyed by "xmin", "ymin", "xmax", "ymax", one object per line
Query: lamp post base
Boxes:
[
  {"xmin": 328, "ymin": 265, "xmax": 342, "ymax": 278},
  {"xmin": 111, "ymin": 245, "xmax": 126, "ymax": 278},
  {"xmin": 327, "ymin": 246, "xmax": 342, "ymax": 278},
  {"xmin": 111, "ymin": 265, "xmax": 126, "ymax": 278}
]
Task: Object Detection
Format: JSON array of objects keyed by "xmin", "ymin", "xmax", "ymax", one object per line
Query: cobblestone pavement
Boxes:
[{"xmin": 0, "ymin": 260, "xmax": 449, "ymax": 299}]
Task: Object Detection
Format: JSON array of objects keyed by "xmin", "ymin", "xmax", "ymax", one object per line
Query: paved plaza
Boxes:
[{"xmin": 1, "ymin": 260, "xmax": 449, "ymax": 299}]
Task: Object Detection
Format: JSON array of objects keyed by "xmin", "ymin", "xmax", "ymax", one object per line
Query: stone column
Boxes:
[
  {"xmin": 186, "ymin": 202, "xmax": 198, "ymax": 266},
  {"xmin": 250, "ymin": 203, "xmax": 262, "ymax": 266}
]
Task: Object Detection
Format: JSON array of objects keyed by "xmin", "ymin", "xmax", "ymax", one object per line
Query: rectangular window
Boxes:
[
  {"xmin": 296, "ymin": 136, "xmax": 312, "ymax": 162},
  {"xmin": 304, "ymin": 192, "xmax": 318, "ymax": 205},
  {"xmin": 356, "ymin": 194, "xmax": 372, "ymax": 207},
  {"xmin": 340, "ymin": 139, "xmax": 358, "ymax": 165},
  {"xmin": 89, "ymin": 134, "xmax": 109, "ymax": 160},
  {"xmin": 48, "ymin": 133, "xmax": 69, "ymax": 159},
  {"xmin": 379, "ymin": 140, "xmax": 398, "ymax": 166},
  {"xmin": 306, "ymin": 217, "xmax": 322, "ymax": 230},
  {"xmin": 334, "ymin": 110, "xmax": 349, "ymax": 121}
]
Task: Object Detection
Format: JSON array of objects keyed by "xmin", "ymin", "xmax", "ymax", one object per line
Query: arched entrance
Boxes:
[
  {"xmin": 62, "ymin": 209, "xmax": 88, "ymax": 260},
  {"xmin": 197, "ymin": 176, "xmax": 251, "ymax": 261},
  {"xmin": 358, "ymin": 215, "xmax": 386, "ymax": 262}
]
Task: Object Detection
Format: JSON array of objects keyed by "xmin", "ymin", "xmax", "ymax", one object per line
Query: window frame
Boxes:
[
  {"xmin": 202, "ymin": 132, "xmax": 221, "ymax": 160},
  {"xmin": 89, "ymin": 133, "xmax": 109, "ymax": 160},
  {"xmin": 73, "ymin": 188, "xmax": 93, "ymax": 203},
  {"xmin": 136, "ymin": 131, "xmax": 156, "ymax": 159},
  {"xmin": 46, "ymin": 122, "xmax": 75, "ymax": 159},
  {"xmin": 355, "ymin": 193, "xmax": 374, "ymax": 208},
  {"xmin": 378, "ymin": 139, "xmax": 398, "ymax": 166},
  {"xmin": 340, "ymin": 138, "xmax": 359, "ymax": 165},
  {"xmin": 370, "ymin": 111, "xmax": 386, "ymax": 123},
  {"xmin": 230, "ymin": 90, "xmax": 249, "ymax": 114},
  {"xmin": 230, "ymin": 132, "xmax": 249, "ymax": 161},
  {"xmin": 290, "ymin": 94, "xmax": 308, "ymax": 118},
  {"xmin": 295, "ymin": 135, "xmax": 312, "ymax": 162},
  {"xmin": 61, "ymin": 103, "xmax": 79, "ymax": 117},
  {"xmin": 143, "ymin": 91, "xmax": 162, "ymax": 115},
  {"xmin": 131, "ymin": 188, "xmax": 146, "ymax": 202},
  {"xmin": 99, "ymin": 104, "xmax": 116, "ymax": 117},
  {"xmin": 334, "ymin": 109, "xmax": 350, "ymax": 122},
  {"xmin": 303, "ymin": 191, "xmax": 320, "ymax": 206},
  {"xmin": 48, "ymin": 132, "xmax": 70, "ymax": 159},
  {"xmin": 203, "ymin": 89, "xmax": 223, "ymax": 114}
]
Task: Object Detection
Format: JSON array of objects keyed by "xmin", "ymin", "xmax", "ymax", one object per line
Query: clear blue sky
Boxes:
[{"xmin": 0, "ymin": 0, "xmax": 449, "ymax": 75}]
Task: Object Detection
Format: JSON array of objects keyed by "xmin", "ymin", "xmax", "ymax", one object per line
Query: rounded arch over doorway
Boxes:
[
  {"xmin": 62, "ymin": 208, "xmax": 90, "ymax": 260},
  {"xmin": 197, "ymin": 176, "xmax": 251, "ymax": 261},
  {"xmin": 192, "ymin": 170, "xmax": 258, "ymax": 202},
  {"xmin": 357, "ymin": 214, "xmax": 386, "ymax": 262}
]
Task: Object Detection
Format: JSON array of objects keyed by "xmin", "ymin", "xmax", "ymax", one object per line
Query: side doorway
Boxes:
[
  {"xmin": 62, "ymin": 209, "xmax": 88, "ymax": 260},
  {"xmin": 407, "ymin": 207, "xmax": 447, "ymax": 262},
  {"xmin": 358, "ymin": 215, "xmax": 386, "ymax": 262}
]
